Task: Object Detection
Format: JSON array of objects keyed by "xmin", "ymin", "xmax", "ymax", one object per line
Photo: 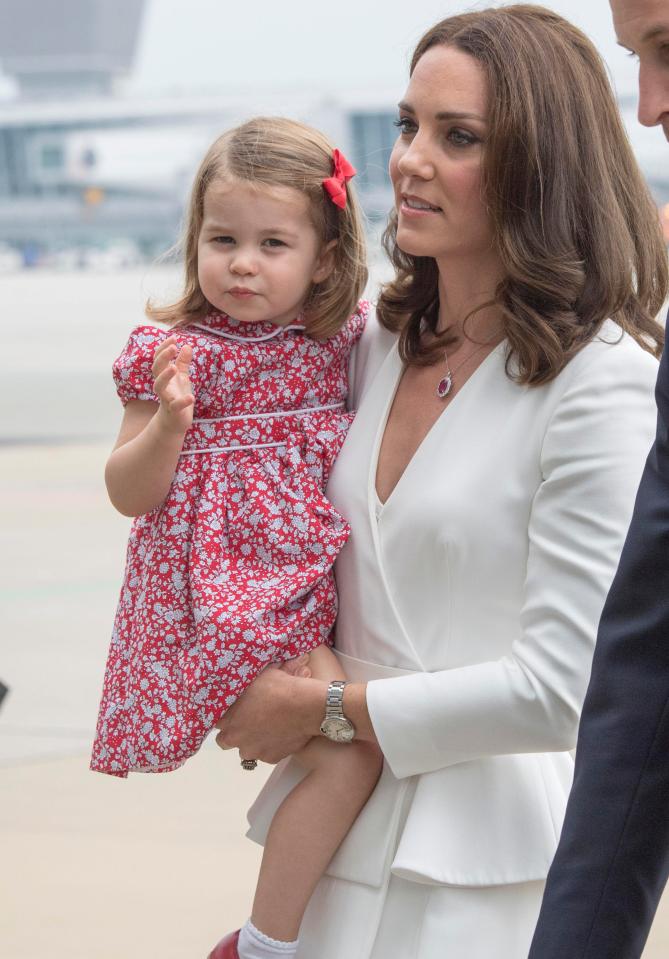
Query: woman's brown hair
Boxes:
[
  {"xmin": 147, "ymin": 117, "xmax": 368, "ymax": 339},
  {"xmin": 378, "ymin": 4, "xmax": 668, "ymax": 382}
]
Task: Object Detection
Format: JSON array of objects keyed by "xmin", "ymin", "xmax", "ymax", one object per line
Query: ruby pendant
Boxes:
[{"xmin": 437, "ymin": 374, "xmax": 452, "ymax": 398}]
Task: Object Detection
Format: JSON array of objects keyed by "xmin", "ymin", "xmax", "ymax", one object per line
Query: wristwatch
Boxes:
[{"xmin": 320, "ymin": 680, "xmax": 356, "ymax": 743}]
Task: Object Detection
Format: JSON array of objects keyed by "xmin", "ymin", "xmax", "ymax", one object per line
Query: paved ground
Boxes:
[
  {"xmin": 2, "ymin": 270, "xmax": 669, "ymax": 957},
  {"xmin": 0, "ymin": 441, "xmax": 270, "ymax": 959}
]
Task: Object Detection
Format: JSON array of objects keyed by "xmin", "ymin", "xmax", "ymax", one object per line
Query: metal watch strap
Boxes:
[{"xmin": 325, "ymin": 680, "xmax": 348, "ymax": 718}]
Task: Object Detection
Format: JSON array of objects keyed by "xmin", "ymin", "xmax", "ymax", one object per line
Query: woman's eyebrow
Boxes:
[
  {"xmin": 641, "ymin": 24, "xmax": 669, "ymax": 43},
  {"xmin": 435, "ymin": 110, "xmax": 486, "ymax": 122},
  {"xmin": 617, "ymin": 24, "xmax": 669, "ymax": 50},
  {"xmin": 397, "ymin": 100, "xmax": 486, "ymax": 122}
]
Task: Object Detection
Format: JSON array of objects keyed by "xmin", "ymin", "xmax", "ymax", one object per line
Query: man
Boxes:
[{"xmin": 528, "ymin": 2, "xmax": 669, "ymax": 957}]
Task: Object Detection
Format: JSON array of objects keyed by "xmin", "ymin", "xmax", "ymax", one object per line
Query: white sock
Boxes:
[{"xmin": 237, "ymin": 919, "xmax": 299, "ymax": 959}]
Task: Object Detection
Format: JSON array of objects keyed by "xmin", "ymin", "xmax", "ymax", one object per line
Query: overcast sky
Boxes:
[{"xmin": 128, "ymin": 0, "xmax": 639, "ymax": 101}]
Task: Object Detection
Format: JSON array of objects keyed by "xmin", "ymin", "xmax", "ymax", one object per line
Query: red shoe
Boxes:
[{"xmin": 208, "ymin": 929, "xmax": 240, "ymax": 959}]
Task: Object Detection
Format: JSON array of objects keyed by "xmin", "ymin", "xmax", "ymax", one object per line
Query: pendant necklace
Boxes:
[{"xmin": 437, "ymin": 341, "xmax": 492, "ymax": 399}]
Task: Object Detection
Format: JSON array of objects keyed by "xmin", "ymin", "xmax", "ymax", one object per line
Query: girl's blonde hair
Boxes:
[{"xmin": 147, "ymin": 116, "xmax": 368, "ymax": 338}]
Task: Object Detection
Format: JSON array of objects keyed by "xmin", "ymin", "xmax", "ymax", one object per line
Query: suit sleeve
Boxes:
[
  {"xmin": 366, "ymin": 340, "xmax": 658, "ymax": 779},
  {"xmin": 528, "ymin": 344, "xmax": 669, "ymax": 959}
]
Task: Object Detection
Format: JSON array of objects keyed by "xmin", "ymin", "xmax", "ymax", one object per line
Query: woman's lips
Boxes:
[{"xmin": 399, "ymin": 195, "xmax": 443, "ymax": 218}]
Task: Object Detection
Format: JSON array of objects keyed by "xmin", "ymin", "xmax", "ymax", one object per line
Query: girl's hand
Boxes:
[
  {"xmin": 280, "ymin": 653, "xmax": 312, "ymax": 678},
  {"xmin": 152, "ymin": 335, "xmax": 194, "ymax": 435},
  {"xmin": 215, "ymin": 666, "xmax": 327, "ymax": 764}
]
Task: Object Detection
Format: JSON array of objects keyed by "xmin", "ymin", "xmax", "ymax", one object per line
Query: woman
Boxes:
[{"xmin": 215, "ymin": 6, "xmax": 668, "ymax": 957}]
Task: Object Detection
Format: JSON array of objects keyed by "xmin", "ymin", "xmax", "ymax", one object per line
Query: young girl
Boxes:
[{"xmin": 91, "ymin": 117, "xmax": 382, "ymax": 959}]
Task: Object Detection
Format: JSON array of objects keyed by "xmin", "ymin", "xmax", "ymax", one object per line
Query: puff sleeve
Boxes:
[{"xmin": 112, "ymin": 325, "xmax": 166, "ymax": 406}]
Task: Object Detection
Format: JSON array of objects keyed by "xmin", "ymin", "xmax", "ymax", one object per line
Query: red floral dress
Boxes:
[{"xmin": 91, "ymin": 302, "xmax": 368, "ymax": 777}]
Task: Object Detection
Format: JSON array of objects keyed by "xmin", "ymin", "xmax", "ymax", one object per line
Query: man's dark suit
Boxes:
[{"xmin": 528, "ymin": 326, "xmax": 669, "ymax": 959}]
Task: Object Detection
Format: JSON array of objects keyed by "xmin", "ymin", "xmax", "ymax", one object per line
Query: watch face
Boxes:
[{"xmin": 320, "ymin": 717, "xmax": 355, "ymax": 743}]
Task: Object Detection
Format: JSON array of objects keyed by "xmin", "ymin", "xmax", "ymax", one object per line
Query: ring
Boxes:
[{"xmin": 240, "ymin": 758, "xmax": 258, "ymax": 771}]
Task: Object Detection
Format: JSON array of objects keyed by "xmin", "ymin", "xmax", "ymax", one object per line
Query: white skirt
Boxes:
[{"xmin": 297, "ymin": 872, "xmax": 545, "ymax": 959}]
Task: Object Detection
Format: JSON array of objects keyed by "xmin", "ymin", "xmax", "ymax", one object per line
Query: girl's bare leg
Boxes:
[{"xmin": 249, "ymin": 645, "xmax": 383, "ymax": 941}]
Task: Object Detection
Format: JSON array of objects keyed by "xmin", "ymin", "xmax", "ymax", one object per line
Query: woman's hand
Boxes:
[
  {"xmin": 215, "ymin": 665, "xmax": 327, "ymax": 764},
  {"xmin": 152, "ymin": 335, "xmax": 194, "ymax": 435}
]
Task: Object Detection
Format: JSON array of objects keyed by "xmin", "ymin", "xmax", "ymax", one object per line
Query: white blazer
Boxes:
[{"xmin": 248, "ymin": 313, "xmax": 658, "ymax": 890}]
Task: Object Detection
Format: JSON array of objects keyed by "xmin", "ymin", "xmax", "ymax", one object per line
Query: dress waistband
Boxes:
[{"xmin": 180, "ymin": 402, "xmax": 346, "ymax": 455}]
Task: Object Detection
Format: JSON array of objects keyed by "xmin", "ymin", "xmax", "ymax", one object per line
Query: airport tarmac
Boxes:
[
  {"xmin": 2, "ymin": 269, "xmax": 668, "ymax": 958},
  {"xmin": 0, "ymin": 439, "xmax": 270, "ymax": 959}
]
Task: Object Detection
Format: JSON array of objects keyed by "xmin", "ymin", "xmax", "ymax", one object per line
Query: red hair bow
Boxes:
[{"xmin": 322, "ymin": 149, "xmax": 356, "ymax": 210}]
